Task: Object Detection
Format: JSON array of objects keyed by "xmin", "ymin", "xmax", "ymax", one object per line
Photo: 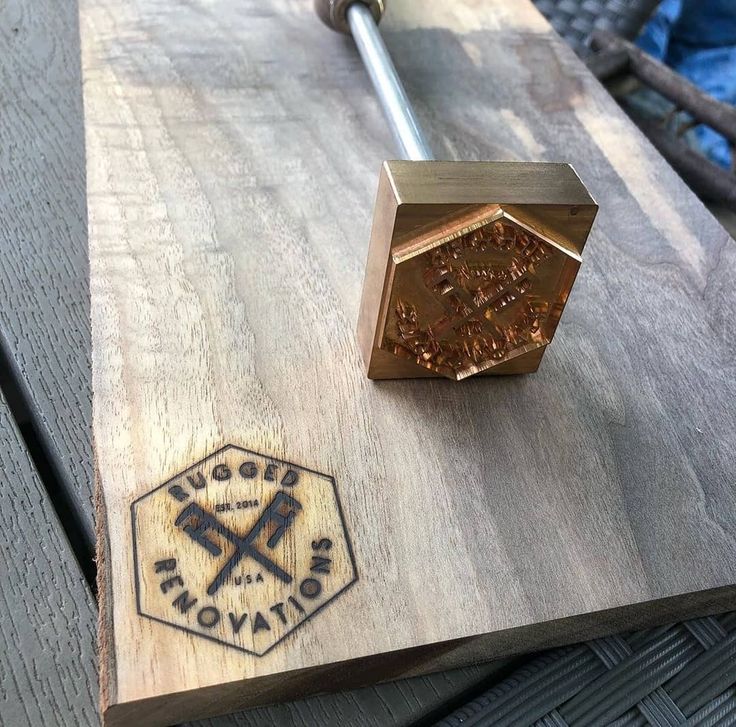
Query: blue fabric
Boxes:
[
  {"xmin": 637, "ymin": 0, "xmax": 736, "ymax": 169},
  {"xmin": 637, "ymin": 0, "xmax": 682, "ymax": 60}
]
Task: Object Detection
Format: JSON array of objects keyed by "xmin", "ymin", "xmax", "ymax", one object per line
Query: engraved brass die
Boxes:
[{"xmin": 357, "ymin": 161, "xmax": 598, "ymax": 380}]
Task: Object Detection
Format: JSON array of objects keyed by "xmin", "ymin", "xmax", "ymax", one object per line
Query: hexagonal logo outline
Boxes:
[
  {"xmin": 131, "ymin": 444, "xmax": 358, "ymax": 656},
  {"xmin": 381, "ymin": 207, "xmax": 581, "ymax": 380}
]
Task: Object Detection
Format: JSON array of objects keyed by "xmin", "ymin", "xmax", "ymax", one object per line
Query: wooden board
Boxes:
[
  {"xmin": 0, "ymin": 390, "xmax": 98, "ymax": 726},
  {"xmin": 81, "ymin": 0, "xmax": 736, "ymax": 725},
  {"xmin": 0, "ymin": 0, "xmax": 508, "ymax": 724}
]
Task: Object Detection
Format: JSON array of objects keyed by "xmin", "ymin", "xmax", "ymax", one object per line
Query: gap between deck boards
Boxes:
[{"xmin": 0, "ymin": 338, "xmax": 97, "ymax": 589}]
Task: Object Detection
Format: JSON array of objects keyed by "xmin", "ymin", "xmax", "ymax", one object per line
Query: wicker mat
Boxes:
[
  {"xmin": 437, "ymin": 613, "xmax": 736, "ymax": 726},
  {"xmin": 532, "ymin": 0, "xmax": 659, "ymax": 56}
]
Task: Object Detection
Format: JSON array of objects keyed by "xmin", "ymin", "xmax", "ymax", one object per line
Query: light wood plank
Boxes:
[
  {"xmin": 82, "ymin": 0, "xmax": 736, "ymax": 724},
  {"xmin": 0, "ymin": 0, "xmax": 506, "ymax": 724}
]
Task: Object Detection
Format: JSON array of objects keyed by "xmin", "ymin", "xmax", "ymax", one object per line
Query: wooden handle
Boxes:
[{"xmin": 314, "ymin": 0, "xmax": 385, "ymax": 34}]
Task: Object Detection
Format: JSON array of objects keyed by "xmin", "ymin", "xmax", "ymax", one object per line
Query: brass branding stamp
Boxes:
[
  {"xmin": 357, "ymin": 162, "xmax": 597, "ymax": 380},
  {"xmin": 382, "ymin": 213, "xmax": 580, "ymax": 380},
  {"xmin": 131, "ymin": 445, "xmax": 357, "ymax": 655}
]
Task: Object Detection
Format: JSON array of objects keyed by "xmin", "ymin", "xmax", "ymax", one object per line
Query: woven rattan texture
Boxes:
[
  {"xmin": 436, "ymin": 613, "xmax": 736, "ymax": 726},
  {"xmin": 532, "ymin": 0, "xmax": 660, "ymax": 56}
]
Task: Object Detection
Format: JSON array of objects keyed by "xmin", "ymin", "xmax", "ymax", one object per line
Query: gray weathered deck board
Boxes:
[
  {"xmin": 0, "ymin": 0, "xmax": 505, "ymax": 723},
  {"xmin": 0, "ymin": 390, "xmax": 98, "ymax": 727},
  {"xmin": 0, "ymin": 0, "xmax": 94, "ymax": 549}
]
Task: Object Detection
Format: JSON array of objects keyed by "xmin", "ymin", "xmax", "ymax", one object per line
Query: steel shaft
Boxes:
[{"xmin": 346, "ymin": 3, "xmax": 433, "ymax": 161}]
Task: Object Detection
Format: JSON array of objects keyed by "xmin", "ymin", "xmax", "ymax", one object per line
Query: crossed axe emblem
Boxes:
[{"xmin": 174, "ymin": 491, "xmax": 302, "ymax": 596}]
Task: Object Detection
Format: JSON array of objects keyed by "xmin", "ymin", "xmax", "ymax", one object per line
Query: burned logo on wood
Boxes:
[{"xmin": 131, "ymin": 445, "xmax": 357, "ymax": 655}]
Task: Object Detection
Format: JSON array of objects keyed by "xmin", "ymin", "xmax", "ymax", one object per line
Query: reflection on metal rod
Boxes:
[{"xmin": 347, "ymin": 2, "xmax": 434, "ymax": 161}]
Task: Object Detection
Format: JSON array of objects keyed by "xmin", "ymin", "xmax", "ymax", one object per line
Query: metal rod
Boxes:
[{"xmin": 346, "ymin": 2, "xmax": 434, "ymax": 161}]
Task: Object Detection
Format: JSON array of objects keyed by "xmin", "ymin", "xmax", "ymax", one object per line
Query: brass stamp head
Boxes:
[{"xmin": 357, "ymin": 161, "xmax": 598, "ymax": 380}]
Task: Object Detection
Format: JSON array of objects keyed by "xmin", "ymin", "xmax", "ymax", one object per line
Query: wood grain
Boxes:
[
  {"xmin": 80, "ymin": 0, "xmax": 736, "ymax": 724},
  {"xmin": 0, "ymin": 0, "xmax": 507, "ymax": 724},
  {"xmin": 0, "ymin": 0, "xmax": 503, "ymax": 727},
  {"xmin": 0, "ymin": 390, "xmax": 98, "ymax": 726}
]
